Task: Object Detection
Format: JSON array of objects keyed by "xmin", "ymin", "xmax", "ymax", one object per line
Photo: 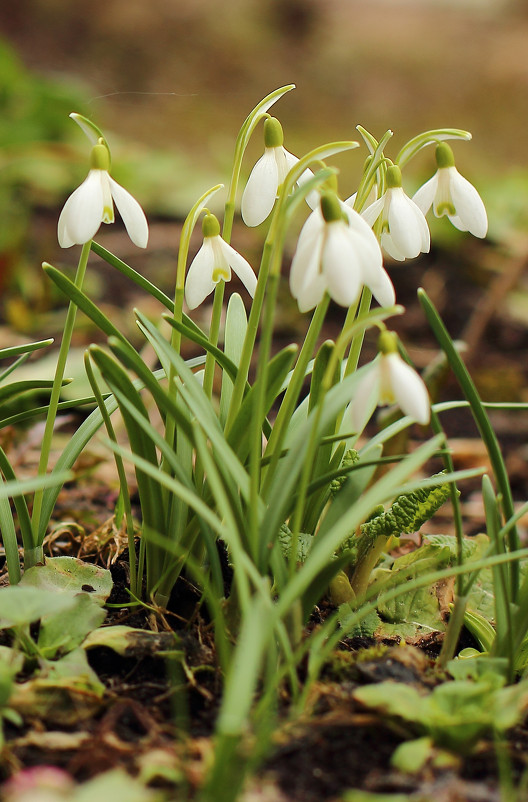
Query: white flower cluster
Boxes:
[{"xmin": 57, "ymin": 114, "xmax": 488, "ymax": 430}]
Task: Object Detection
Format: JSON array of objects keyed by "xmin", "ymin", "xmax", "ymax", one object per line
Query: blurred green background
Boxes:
[{"xmin": 0, "ymin": 0, "xmax": 527, "ymax": 336}]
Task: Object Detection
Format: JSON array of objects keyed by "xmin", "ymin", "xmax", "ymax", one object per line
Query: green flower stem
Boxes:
[
  {"xmin": 418, "ymin": 288, "xmax": 520, "ymax": 601},
  {"xmin": 343, "ymin": 288, "xmax": 373, "ymax": 378},
  {"xmin": 350, "ymin": 534, "xmax": 390, "ymax": 597},
  {"xmin": 202, "ymin": 280, "xmax": 226, "ymax": 401},
  {"xmin": 248, "ymin": 266, "xmax": 280, "ymax": 558},
  {"xmin": 164, "ymin": 185, "xmax": 224, "ymax": 518},
  {"xmin": 429, "ymin": 406, "xmax": 467, "ymax": 668},
  {"xmin": 30, "ymin": 240, "xmax": 91, "ymax": 557},
  {"xmin": 261, "ymin": 296, "xmax": 330, "ymax": 497},
  {"xmin": 224, "ymin": 240, "xmax": 273, "ymax": 434},
  {"xmin": 84, "ymin": 352, "xmax": 138, "ymax": 596}
]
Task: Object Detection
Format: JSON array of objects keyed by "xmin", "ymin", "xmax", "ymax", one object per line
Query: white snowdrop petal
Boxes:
[
  {"xmin": 109, "ymin": 177, "xmax": 149, "ymax": 248},
  {"xmin": 366, "ymin": 265, "xmax": 396, "ymax": 308},
  {"xmin": 296, "ymin": 269, "xmax": 327, "ymax": 312},
  {"xmin": 281, "ymin": 148, "xmax": 300, "ymax": 178},
  {"xmin": 322, "ymin": 224, "xmax": 362, "ymax": 307},
  {"xmin": 448, "ymin": 169, "xmax": 488, "ymax": 238},
  {"xmin": 412, "ymin": 174, "xmax": 438, "ymax": 215},
  {"xmin": 349, "ymin": 364, "xmax": 381, "ymax": 433},
  {"xmin": 380, "ymin": 232, "xmax": 406, "ymax": 262},
  {"xmin": 296, "ymin": 208, "xmax": 325, "ymax": 253},
  {"xmin": 241, "ymin": 149, "xmax": 279, "ymax": 227},
  {"xmin": 386, "ymin": 354, "xmax": 430, "ymax": 424},
  {"xmin": 344, "ymin": 208, "xmax": 384, "ymax": 271},
  {"xmin": 290, "ymin": 231, "xmax": 323, "ymax": 300},
  {"xmin": 57, "ymin": 196, "xmax": 77, "ymax": 248},
  {"xmin": 185, "ymin": 239, "xmax": 216, "ymax": 310},
  {"xmin": 447, "ymin": 213, "xmax": 469, "ymax": 232},
  {"xmin": 361, "ymin": 197, "xmax": 385, "ymax": 228},
  {"xmin": 59, "ymin": 170, "xmax": 105, "ymax": 246},
  {"xmin": 346, "ymin": 206, "xmax": 382, "ymax": 247},
  {"xmin": 387, "ymin": 189, "xmax": 428, "ymax": 258},
  {"xmin": 221, "ymin": 240, "xmax": 257, "ymax": 298}
]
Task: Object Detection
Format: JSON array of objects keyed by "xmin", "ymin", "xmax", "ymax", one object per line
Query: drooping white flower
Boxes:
[
  {"xmin": 348, "ymin": 330, "xmax": 430, "ymax": 432},
  {"xmin": 289, "ymin": 192, "xmax": 395, "ymax": 313},
  {"xmin": 185, "ymin": 213, "xmax": 257, "ymax": 309},
  {"xmin": 58, "ymin": 139, "xmax": 149, "ymax": 249},
  {"xmin": 241, "ymin": 117, "xmax": 313, "ymax": 227},
  {"xmin": 362, "ymin": 164, "xmax": 430, "ymax": 261},
  {"xmin": 412, "ymin": 142, "xmax": 487, "ymax": 238}
]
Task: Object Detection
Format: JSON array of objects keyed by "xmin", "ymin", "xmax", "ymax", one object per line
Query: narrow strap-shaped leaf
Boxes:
[
  {"xmin": 165, "ymin": 316, "xmax": 242, "ymax": 386},
  {"xmin": 220, "ymin": 293, "xmax": 247, "ymax": 427},
  {"xmin": 0, "ymin": 338, "xmax": 54, "ymax": 361},
  {"xmin": 43, "ymin": 263, "xmax": 129, "ymax": 343},
  {"xmin": 226, "ymin": 345, "xmax": 297, "ymax": 461},
  {"xmin": 0, "ymin": 483, "xmax": 21, "ymax": 583},
  {"xmin": 0, "ymin": 379, "xmax": 70, "ymax": 404},
  {"xmin": 418, "ymin": 287, "xmax": 519, "ymax": 599},
  {"xmin": 0, "ymin": 447, "xmax": 34, "ymax": 555}
]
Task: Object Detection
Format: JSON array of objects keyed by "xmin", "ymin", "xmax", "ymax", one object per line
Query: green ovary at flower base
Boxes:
[
  {"xmin": 348, "ymin": 329, "xmax": 430, "ymax": 433},
  {"xmin": 289, "ymin": 191, "xmax": 395, "ymax": 313},
  {"xmin": 184, "ymin": 212, "xmax": 257, "ymax": 309},
  {"xmin": 412, "ymin": 142, "xmax": 488, "ymax": 238},
  {"xmin": 57, "ymin": 138, "xmax": 149, "ymax": 249},
  {"xmin": 362, "ymin": 164, "xmax": 431, "ymax": 261}
]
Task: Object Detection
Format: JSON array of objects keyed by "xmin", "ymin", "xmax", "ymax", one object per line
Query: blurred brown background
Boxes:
[
  {"xmin": 2, "ymin": 0, "xmax": 528, "ymax": 184},
  {"xmin": 1, "ymin": 0, "xmax": 528, "ymax": 347}
]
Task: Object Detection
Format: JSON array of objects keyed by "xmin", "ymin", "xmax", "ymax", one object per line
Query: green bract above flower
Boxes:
[
  {"xmin": 241, "ymin": 117, "xmax": 313, "ymax": 227},
  {"xmin": 362, "ymin": 165, "xmax": 430, "ymax": 261},
  {"xmin": 349, "ymin": 331, "xmax": 430, "ymax": 431},
  {"xmin": 58, "ymin": 140, "xmax": 149, "ymax": 249},
  {"xmin": 412, "ymin": 143, "xmax": 488, "ymax": 238},
  {"xmin": 289, "ymin": 193, "xmax": 396, "ymax": 313},
  {"xmin": 184, "ymin": 213, "xmax": 257, "ymax": 310}
]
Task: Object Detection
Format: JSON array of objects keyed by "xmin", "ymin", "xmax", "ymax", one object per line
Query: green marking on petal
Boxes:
[
  {"xmin": 102, "ymin": 205, "xmax": 114, "ymax": 224},
  {"xmin": 212, "ymin": 267, "xmax": 229, "ymax": 282},
  {"xmin": 436, "ymin": 201, "xmax": 456, "ymax": 217}
]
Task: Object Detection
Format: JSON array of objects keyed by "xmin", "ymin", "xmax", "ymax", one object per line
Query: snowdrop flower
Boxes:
[
  {"xmin": 241, "ymin": 117, "xmax": 312, "ymax": 227},
  {"xmin": 349, "ymin": 330, "xmax": 430, "ymax": 431},
  {"xmin": 362, "ymin": 165, "xmax": 430, "ymax": 261},
  {"xmin": 412, "ymin": 142, "xmax": 487, "ymax": 238},
  {"xmin": 185, "ymin": 213, "xmax": 257, "ymax": 309},
  {"xmin": 58, "ymin": 139, "xmax": 149, "ymax": 249},
  {"xmin": 289, "ymin": 192, "xmax": 396, "ymax": 313}
]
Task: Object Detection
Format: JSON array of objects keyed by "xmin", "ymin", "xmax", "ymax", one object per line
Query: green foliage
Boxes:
[
  {"xmin": 0, "ymin": 80, "xmax": 525, "ymax": 801},
  {"xmin": 330, "ymin": 448, "xmax": 359, "ymax": 495},
  {"xmin": 360, "ymin": 472, "xmax": 451, "ymax": 539},
  {"xmin": 354, "ymin": 674, "xmax": 528, "ymax": 758}
]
